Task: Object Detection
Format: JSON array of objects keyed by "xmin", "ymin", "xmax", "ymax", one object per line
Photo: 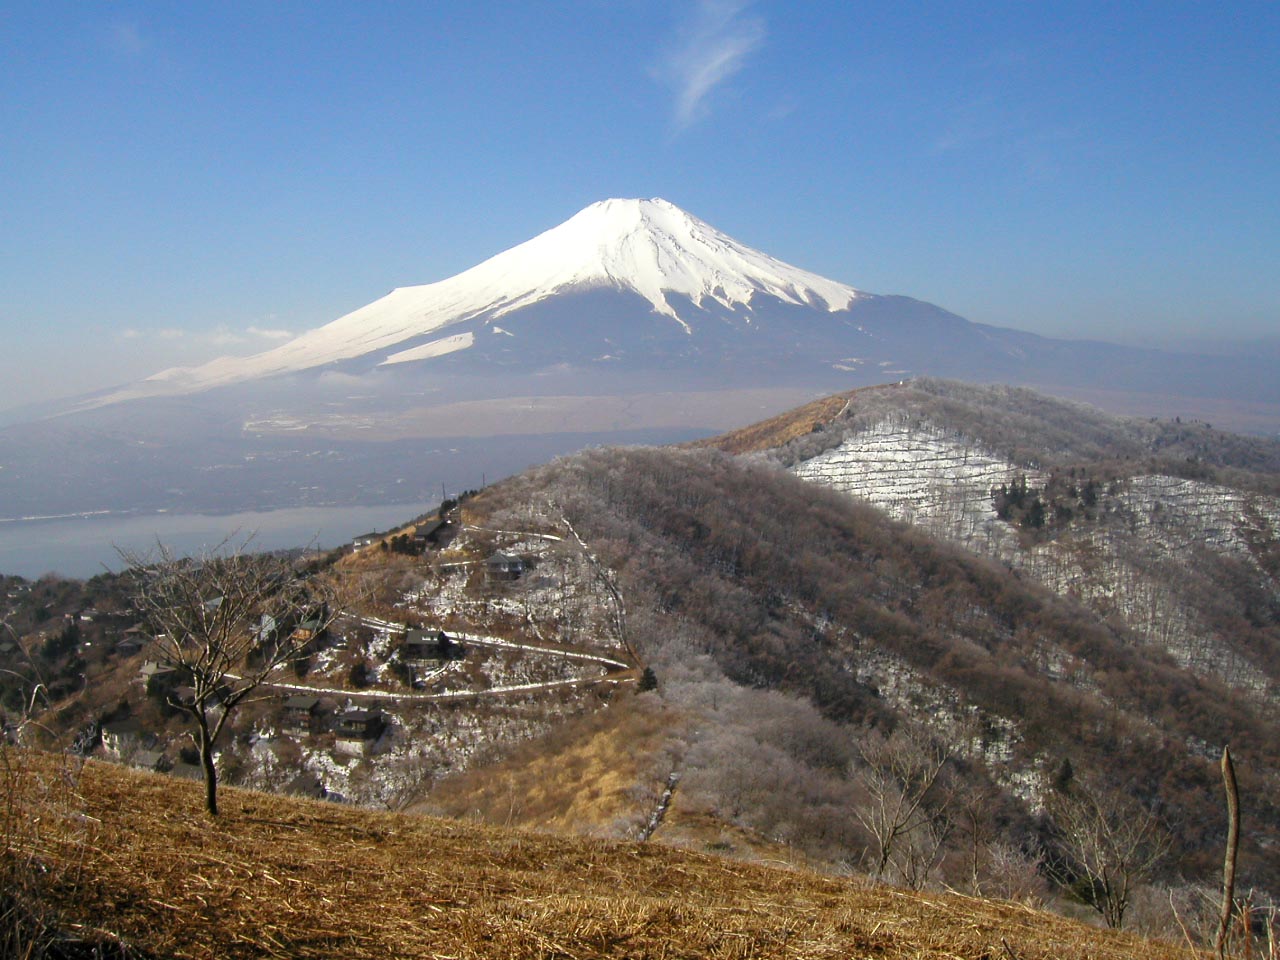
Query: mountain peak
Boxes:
[
  {"xmin": 98, "ymin": 198, "xmax": 864, "ymax": 403},
  {"xmin": 561, "ymin": 197, "xmax": 859, "ymax": 316},
  {"xmin": 482, "ymin": 196, "xmax": 860, "ymax": 323},
  {"xmin": 568, "ymin": 196, "xmax": 704, "ymax": 243}
]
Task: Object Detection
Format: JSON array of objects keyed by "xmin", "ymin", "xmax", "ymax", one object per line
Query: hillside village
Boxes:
[
  {"xmin": 5, "ymin": 4, "xmax": 1277, "ymax": 954},
  {"xmin": 3, "ymin": 499, "xmax": 640, "ymax": 809}
]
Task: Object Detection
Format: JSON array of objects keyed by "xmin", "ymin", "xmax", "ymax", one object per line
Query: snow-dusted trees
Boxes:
[
  {"xmin": 120, "ymin": 541, "xmax": 338, "ymax": 816},
  {"xmin": 465, "ymin": 442, "xmax": 1279, "ymax": 893}
]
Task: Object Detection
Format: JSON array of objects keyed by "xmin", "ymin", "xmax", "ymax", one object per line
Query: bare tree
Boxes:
[
  {"xmin": 1048, "ymin": 777, "xmax": 1171, "ymax": 929},
  {"xmin": 851, "ymin": 728, "xmax": 953, "ymax": 886},
  {"xmin": 120, "ymin": 541, "xmax": 338, "ymax": 816}
]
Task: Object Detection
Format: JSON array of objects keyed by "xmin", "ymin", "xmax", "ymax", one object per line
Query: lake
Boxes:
[{"xmin": 0, "ymin": 503, "xmax": 432, "ymax": 579}]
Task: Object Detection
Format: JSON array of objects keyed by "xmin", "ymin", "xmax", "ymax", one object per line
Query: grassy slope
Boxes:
[
  {"xmin": 6, "ymin": 750, "xmax": 1192, "ymax": 960},
  {"xmin": 420, "ymin": 692, "xmax": 805, "ymax": 867},
  {"xmin": 420, "ymin": 691, "xmax": 683, "ymax": 836},
  {"xmin": 687, "ymin": 389, "xmax": 862, "ymax": 455}
]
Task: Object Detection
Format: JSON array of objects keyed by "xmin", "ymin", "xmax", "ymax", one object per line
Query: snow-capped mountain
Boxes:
[
  {"xmin": 108, "ymin": 198, "xmax": 870, "ymax": 402},
  {"xmin": 81, "ymin": 195, "xmax": 1280, "ymax": 420}
]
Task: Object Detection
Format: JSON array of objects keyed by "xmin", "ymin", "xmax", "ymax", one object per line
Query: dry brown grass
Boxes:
[
  {"xmin": 422, "ymin": 693, "xmax": 681, "ymax": 835},
  {"xmin": 688, "ymin": 390, "xmax": 860, "ymax": 455},
  {"xmin": 6, "ymin": 749, "xmax": 1200, "ymax": 960}
]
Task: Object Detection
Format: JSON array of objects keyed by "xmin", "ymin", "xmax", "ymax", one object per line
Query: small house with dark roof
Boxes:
[
  {"xmin": 139, "ymin": 660, "xmax": 182, "ymax": 697},
  {"xmin": 115, "ymin": 628, "xmax": 147, "ymax": 657},
  {"xmin": 402, "ymin": 628, "xmax": 455, "ymax": 662},
  {"xmin": 333, "ymin": 708, "xmax": 385, "ymax": 754},
  {"xmin": 352, "ymin": 532, "xmax": 381, "ymax": 549},
  {"xmin": 281, "ymin": 694, "xmax": 329, "ymax": 733},
  {"xmin": 413, "ymin": 517, "xmax": 455, "ymax": 550},
  {"xmin": 485, "ymin": 551, "xmax": 525, "ymax": 581}
]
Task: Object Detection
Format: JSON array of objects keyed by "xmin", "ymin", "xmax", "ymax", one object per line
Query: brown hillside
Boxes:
[
  {"xmin": 688, "ymin": 388, "xmax": 866, "ymax": 454},
  {"xmin": 421, "ymin": 690, "xmax": 686, "ymax": 837},
  {"xmin": 6, "ymin": 750, "xmax": 1195, "ymax": 960}
]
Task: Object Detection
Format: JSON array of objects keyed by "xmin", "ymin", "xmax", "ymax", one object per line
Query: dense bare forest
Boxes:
[
  {"xmin": 468, "ymin": 441, "xmax": 1280, "ymax": 915},
  {"xmin": 749, "ymin": 381, "xmax": 1280, "ymax": 690}
]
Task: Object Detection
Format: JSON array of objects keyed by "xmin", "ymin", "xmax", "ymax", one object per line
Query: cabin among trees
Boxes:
[
  {"xmin": 380, "ymin": 517, "xmax": 459, "ymax": 557},
  {"xmin": 401, "ymin": 628, "xmax": 460, "ymax": 663},
  {"xmin": 290, "ymin": 615, "xmax": 326, "ymax": 645},
  {"xmin": 115, "ymin": 625, "xmax": 148, "ymax": 656},
  {"xmin": 333, "ymin": 708, "xmax": 386, "ymax": 754},
  {"xmin": 485, "ymin": 551, "xmax": 525, "ymax": 581},
  {"xmin": 413, "ymin": 517, "xmax": 457, "ymax": 550},
  {"xmin": 281, "ymin": 694, "xmax": 332, "ymax": 734},
  {"xmin": 138, "ymin": 660, "xmax": 183, "ymax": 698}
]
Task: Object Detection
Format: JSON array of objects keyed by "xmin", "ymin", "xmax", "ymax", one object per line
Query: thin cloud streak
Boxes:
[
  {"xmin": 117, "ymin": 325, "xmax": 295, "ymax": 347},
  {"xmin": 657, "ymin": 0, "xmax": 766, "ymax": 130},
  {"xmin": 246, "ymin": 325, "xmax": 293, "ymax": 340}
]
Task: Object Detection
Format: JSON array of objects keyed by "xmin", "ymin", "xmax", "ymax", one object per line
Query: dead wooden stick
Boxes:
[{"xmin": 1216, "ymin": 745, "xmax": 1240, "ymax": 960}]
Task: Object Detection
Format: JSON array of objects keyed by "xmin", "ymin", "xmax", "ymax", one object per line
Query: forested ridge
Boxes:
[
  {"xmin": 470, "ymin": 441, "xmax": 1280, "ymax": 901},
  {"xmin": 704, "ymin": 378, "xmax": 1280, "ymax": 492}
]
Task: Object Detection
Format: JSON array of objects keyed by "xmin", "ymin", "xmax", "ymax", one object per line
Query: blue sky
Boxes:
[{"xmin": 1, "ymin": 1, "xmax": 1277, "ymax": 410}]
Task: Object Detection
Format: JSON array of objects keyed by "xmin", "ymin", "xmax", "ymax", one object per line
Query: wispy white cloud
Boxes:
[
  {"xmin": 107, "ymin": 22, "xmax": 147, "ymax": 58},
  {"xmin": 247, "ymin": 325, "xmax": 293, "ymax": 340},
  {"xmin": 655, "ymin": 0, "xmax": 766, "ymax": 130},
  {"xmin": 118, "ymin": 324, "xmax": 295, "ymax": 347},
  {"xmin": 208, "ymin": 325, "xmax": 247, "ymax": 346}
]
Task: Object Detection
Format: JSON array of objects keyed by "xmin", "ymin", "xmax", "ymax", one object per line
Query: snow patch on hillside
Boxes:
[
  {"xmin": 790, "ymin": 420, "xmax": 1280, "ymax": 697},
  {"xmin": 1119, "ymin": 475, "xmax": 1280, "ymax": 558},
  {"xmin": 791, "ymin": 418, "xmax": 1035, "ymax": 551},
  {"xmin": 380, "ymin": 332, "xmax": 476, "ymax": 365}
]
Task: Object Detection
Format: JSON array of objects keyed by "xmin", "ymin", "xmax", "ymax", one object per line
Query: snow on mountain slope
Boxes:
[
  {"xmin": 123, "ymin": 199, "xmax": 863, "ymax": 399},
  {"xmin": 788, "ymin": 415, "xmax": 1280, "ymax": 695},
  {"xmin": 791, "ymin": 418, "xmax": 1040, "ymax": 548}
]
